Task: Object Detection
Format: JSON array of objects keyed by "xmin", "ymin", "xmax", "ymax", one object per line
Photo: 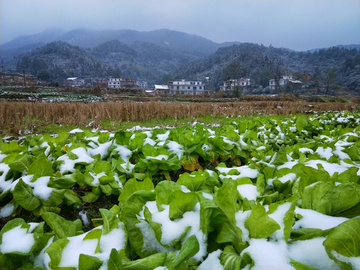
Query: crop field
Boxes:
[
  {"xmin": 0, "ymin": 100, "xmax": 359, "ymax": 135},
  {"xmin": 0, "ymin": 108, "xmax": 359, "ymax": 269}
]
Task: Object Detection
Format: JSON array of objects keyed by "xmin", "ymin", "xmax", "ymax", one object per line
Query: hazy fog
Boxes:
[{"xmin": 1, "ymin": 0, "xmax": 359, "ymax": 51}]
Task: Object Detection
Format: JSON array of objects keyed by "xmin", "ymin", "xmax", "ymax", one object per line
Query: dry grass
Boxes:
[{"xmin": 1, "ymin": 101, "xmax": 359, "ymax": 134}]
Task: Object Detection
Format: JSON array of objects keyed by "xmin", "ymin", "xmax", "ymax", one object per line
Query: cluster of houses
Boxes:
[
  {"xmin": 2, "ymin": 71, "xmax": 312, "ymax": 95},
  {"xmin": 219, "ymin": 78, "xmax": 252, "ymax": 92},
  {"xmin": 152, "ymin": 80, "xmax": 209, "ymax": 95},
  {"xmin": 65, "ymin": 77, "xmax": 209, "ymax": 95},
  {"xmin": 269, "ymin": 75, "xmax": 302, "ymax": 90},
  {"xmin": 64, "ymin": 77, "xmax": 148, "ymax": 90},
  {"xmin": 0, "ymin": 72, "xmax": 37, "ymax": 86}
]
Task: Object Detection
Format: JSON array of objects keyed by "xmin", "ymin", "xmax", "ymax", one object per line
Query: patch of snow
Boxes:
[{"xmin": 0, "ymin": 225, "xmax": 35, "ymax": 254}]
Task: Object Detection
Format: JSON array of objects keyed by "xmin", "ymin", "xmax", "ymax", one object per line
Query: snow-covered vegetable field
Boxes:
[{"xmin": 0, "ymin": 111, "xmax": 359, "ymax": 270}]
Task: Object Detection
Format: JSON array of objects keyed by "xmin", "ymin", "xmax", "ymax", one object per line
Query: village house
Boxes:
[
  {"xmin": 108, "ymin": 78, "xmax": 136, "ymax": 88},
  {"xmin": 96, "ymin": 78, "xmax": 107, "ymax": 88},
  {"xmin": 154, "ymin": 84, "xmax": 169, "ymax": 95},
  {"xmin": 0, "ymin": 72, "xmax": 37, "ymax": 86},
  {"xmin": 269, "ymin": 75, "xmax": 302, "ymax": 90},
  {"xmin": 108, "ymin": 78, "xmax": 120, "ymax": 88},
  {"xmin": 269, "ymin": 79, "xmax": 276, "ymax": 90},
  {"xmin": 136, "ymin": 80, "xmax": 148, "ymax": 89},
  {"xmin": 220, "ymin": 78, "xmax": 251, "ymax": 91},
  {"xmin": 301, "ymin": 72, "xmax": 312, "ymax": 82},
  {"xmin": 167, "ymin": 79, "xmax": 208, "ymax": 95},
  {"xmin": 65, "ymin": 77, "xmax": 84, "ymax": 87},
  {"xmin": 279, "ymin": 75, "xmax": 293, "ymax": 86},
  {"xmin": 121, "ymin": 78, "xmax": 136, "ymax": 88}
]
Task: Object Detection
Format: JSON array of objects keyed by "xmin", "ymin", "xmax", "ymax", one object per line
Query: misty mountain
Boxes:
[
  {"xmin": 3, "ymin": 39, "xmax": 200, "ymax": 85},
  {"xmin": 90, "ymin": 39, "xmax": 199, "ymax": 83},
  {"xmin": 6, "ymin": 41, "xmax": 114, "ymax": 82},
  {"xmin": 1, "ymin": 43, "xmax": 46, "ymax": 62},
  {"xmin": 1, "ymin": 28, "xmax": 65, "ymax": 50},
  {"xmin": 309, "ymin": 44, "xmax": 360, "ymax": 53},
  {"xmin": 1, "ymin": 28, "xmax": 228, "ymax": 56},
  {"xmin": 1, "ymin": 29, "xmax": 359, "ymax": 92}
]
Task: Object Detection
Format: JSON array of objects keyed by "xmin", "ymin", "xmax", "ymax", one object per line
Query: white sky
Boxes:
[{"xmin": 1, "ymin": 0, "xmax": 359, "ymax": 51}]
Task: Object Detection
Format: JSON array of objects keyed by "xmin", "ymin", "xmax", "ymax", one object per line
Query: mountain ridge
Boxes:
[
  {"xmin": 2, "ymin": 28, "xmax": 359, "ymax": 54},
  {"xmin": 1, "ymin": 28, "xmax": 225, "ymax": 55},
  {"xmin": 1, "ymin": 29, "xmax": 359, "ymax": 92}
]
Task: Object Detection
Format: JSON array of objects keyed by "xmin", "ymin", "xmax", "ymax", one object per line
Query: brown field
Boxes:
[{"xmin": 1, "ymin": 100, "xmax": 359, "ymax": 134}]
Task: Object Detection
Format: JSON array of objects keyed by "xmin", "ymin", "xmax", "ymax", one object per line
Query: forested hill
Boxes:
[
  {"xmin": 7, "ymin": 41, "xmax": 114, "ymax": 83},
  {"xmin": 172, "ymin": 43, "xmax": 360, "ymax": 92},
  {"xmin": 2, "ymin": 40, "xmax": 359, "ymax": 92},
  {"xmin": 3, "ymin": 40, "xmax": 200, "ymax": 85}
]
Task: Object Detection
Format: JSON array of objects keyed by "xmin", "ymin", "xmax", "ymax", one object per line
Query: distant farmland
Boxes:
[{"xmin": 1, "ymin": 101, "xmax": 359, "ymax": 134}]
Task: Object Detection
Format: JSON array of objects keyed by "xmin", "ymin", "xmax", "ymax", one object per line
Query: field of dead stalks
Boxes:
[{"xmin": 1, "ymin": 100, "xmax": 359, "ymax": 135}]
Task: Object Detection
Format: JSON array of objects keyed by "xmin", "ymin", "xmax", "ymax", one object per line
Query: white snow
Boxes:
[
  {"xmin": 331, "ymin": 251, "xmax": 360, "ymax": 270},
  {"xmin": 316, "ymin": 147, "xmax": 333, "ymax": 160},
  {"xmin": 139, "ymin": 201, "xmax": 207, "ymax": 261},
  {"xmin": 237, "ymin": 184, "xmax": 259, "ymax": 201},
  {"xmin": 58, "ymin": 234, "xmax": 98, "ymax": 268},
  {"xmin": 166, "ymin": 141, "xmax": 184, "ymax": 159},
  {"xmin": 89, "ymin": 171, "xmax": 107, "ymax": 185},
  {"xmin": 217, "ymin": 165, "xmax": 258, "ymax": 179},
  {"xmin": 0, "ymin": 163, "xmax": 12, "ymax": 191},
  {"xmin": 0, "ymin": 225, "xmax": 35, "ymax": 254},
  {"xmin": 299, "ymin": 148, "xmax": 314, "ymax": 154},
  {"xmin": 69, "ymin": 128, "xmax": 84, "ymax": 134},
  {"xmin": 146, "ymin": 155, "xmax": 168, "ymax": 161},
  {"xmin": 293, "ymin": 207, "xmax": 348, "ymax": 230},
  {"xmin": 235, "ymin": 210, "xmax": 251, "ymax": 242},
  {"xmin": 119, "ymin": 162, "xmax": 135, "ymax": 174},
  {"xmin": 240, "ymin": 239, "xmax": 295, "ymax": 270},
  {"xmin": 157, "ymin": 131, "xmax": 170, "ymax": 141},
  {"xmin": 31, "ymin": 176, "xmax": 53, "ymax": 200},
  {"xmin": 277, "ymin": 160, "xmax": 299, "ymax": 170},
  {"xmin": 144, "ymin": 137, "xmax": 156, "ymax": 146},
  {"xmin": 197, "ymin": 249, "xmax": 224, "ymax": 270},
  {"xmin": 57, "ymin": 147, "xmax": 94, "ymax": 173},
  {"xmin": 278, "ymin": 173, "xmax": 297, "ymax": 183},
  {"xmin": 268, "ymin": 203, "xmax": 292, "ymax": 240},
  {"xmin": 136, "ymin": 219, "xmax": 173, "ymax": 253},
  {"xmin": 113, "ymin": 145, "xmax": 132, "ymax": 162},
  {"xmin": 288, "ymin": 237, "xmax": 341, "ymax": 270},
  {"xmin": 268, "ymin": 173, "xmax": 297, "ymax": 186},
  {"xmin": 79, "ymin": 210, "xmax": 90, "ymax": 226},
  {"xmin": 305, "ymin": 160, "xmax": 354, "ymax": 176},
  {"xmin": 0, "ymin": 202, "xmax": 15, "ymax": 218},
  {"xmin": 88, "ymin": 141, "xmax": 112, "ymax": 159}
]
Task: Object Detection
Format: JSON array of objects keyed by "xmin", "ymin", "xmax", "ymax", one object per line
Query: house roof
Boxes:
[
  {"xmin": 289, "ymin": 80, "xmax": 302, "ymax": 84},
  {"xmin": 154, "ymin": 85, "xmax": 169, "ymax": 90}
]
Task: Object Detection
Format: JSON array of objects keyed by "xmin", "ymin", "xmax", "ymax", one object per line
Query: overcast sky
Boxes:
[{"xmin": 1, "ymin": 0, "xmax": 359, "ymax": 51}]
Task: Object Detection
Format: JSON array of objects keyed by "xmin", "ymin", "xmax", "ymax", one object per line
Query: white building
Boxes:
[
  {"xmin": 221, "ymin": 78, "xmax": 251, "ymax": 91},
  {"xmin": 279, "ymin": 75, "xmax": 293, "ymax": 86},
  {"xmin": 65, "ymin": 77, "xmax": 84, "ymax": 87},
  {"xmin": 269, "ymin": 75, "xmax": 302, "ymax": 90},
  {"xmin": 269, "ymin": 79, "xmax": 276, "ymax": 90},
  {"xmin": 168, "ymin": 79, "xmax": 207, "ymax": 95},
  {"xmin": 136, "ymin": 80, "xmax": 148, "ymax": 89},
  {"xmin": 108, "ymin": 78, "xmax": 121, "ymax": 88}
]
